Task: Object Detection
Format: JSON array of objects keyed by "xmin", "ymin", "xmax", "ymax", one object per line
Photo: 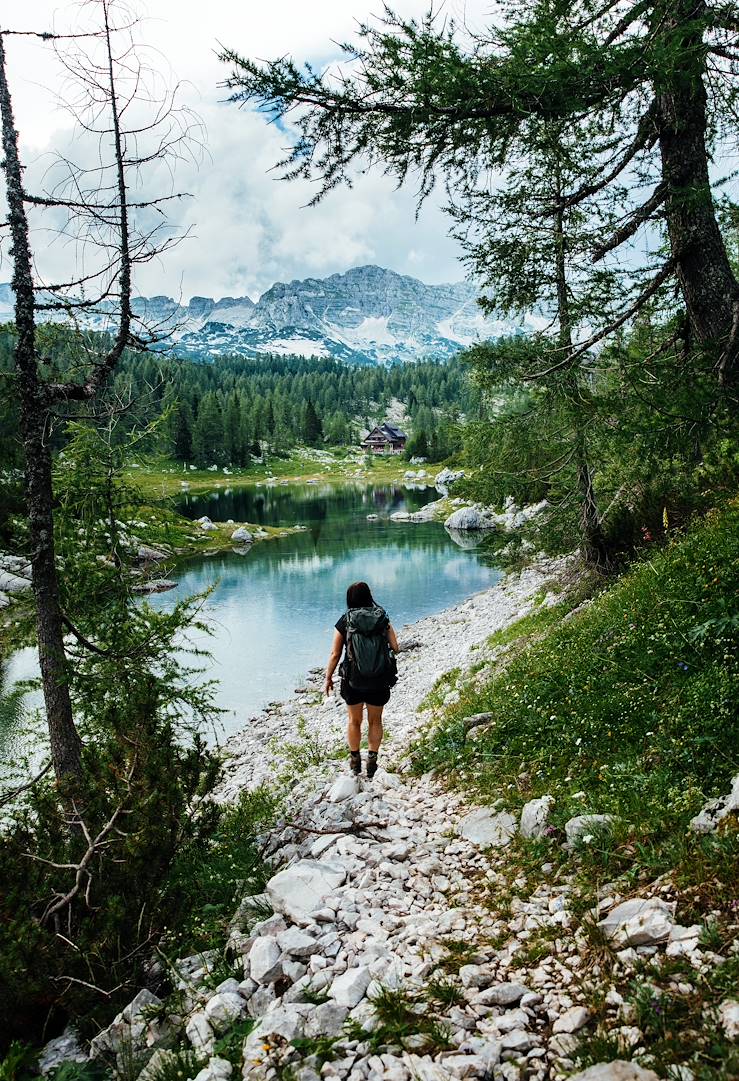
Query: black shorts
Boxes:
[{"xmin": 340, "ymin": 680, "xmax": 391, "ymax": 707}]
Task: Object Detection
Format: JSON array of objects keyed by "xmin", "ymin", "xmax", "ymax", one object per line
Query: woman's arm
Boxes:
[
  {"xmin": 387, "ymin": 623, "xmax": 399, "ymax": 653},
  {"xmin": 324, "ymin": 629, "xmax": 344, "ymax": 695}
]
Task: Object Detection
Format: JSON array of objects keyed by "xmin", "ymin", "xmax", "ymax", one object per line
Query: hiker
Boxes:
[{"xmin": 324, "ymin": 580, "xmax": 399, "ymax": 778}]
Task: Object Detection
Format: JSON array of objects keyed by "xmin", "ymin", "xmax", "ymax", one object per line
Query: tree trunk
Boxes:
[
  {"xmin": 657, "ymin": 0, "xmax": 739, "ymax": 386},
  {"xmin": 553, "ymin": 178, "xmax": 610, "ymax": 568},
  {"xmin": 0, "ymin": 33, "xmax": 83, "ymax": 782}
]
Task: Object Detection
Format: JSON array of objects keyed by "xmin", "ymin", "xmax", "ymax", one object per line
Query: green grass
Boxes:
[
  {"xmin": 412, "ymin": 502, "xmax": 739, "ymax": 900},
  {"xmin": 126, "ymin": 448, "xmax": 415, "ymax": 501},
  {"xmin": 159, "ymin": 784, "xmax": 280, "ymax": 957},
  {"xmin": 348, "ymin": 984, "xmax": 454, "ymax": 1054}
]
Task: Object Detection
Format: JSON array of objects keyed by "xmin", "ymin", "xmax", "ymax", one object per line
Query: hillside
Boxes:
[{"xmin": 21, "ymin": 503, "xmax": 737, "ymax": 1081}]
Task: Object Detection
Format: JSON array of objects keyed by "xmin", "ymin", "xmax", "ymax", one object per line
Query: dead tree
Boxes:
[{"xmin": 0, "ymin": 1, "xmax": 198, "ymax": 782}]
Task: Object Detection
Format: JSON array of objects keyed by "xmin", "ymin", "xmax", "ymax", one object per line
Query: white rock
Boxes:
[
  {"xmin": 718, "ymin": 998, "xmax": 739, "ymax": 1040},
  {"xmin": 231, "ymin": 527, "xmax": 253, "ymax": 544},
  {"xmin": 192, "ymin": 1056, "xmax": 233, "ymax": 1081},
  {"xmin": 476, "ymin": 982, "xmax": 528, "ymax": 1005},
  {"xmin": 204, "ymin": 991, "xmax": 247, "ymax": 1030},
  {"xmin": 330, "ymin": 965, "xmax": 371, "ymax": 1007},
  {"xmin": 38, "ymin": 1027, "xmax": 87, "ymax": 1075},
  {"xmin": 445, "ymin": 507, "xmax": 493, "ymax": 532},
  {"xmin": 185, "ymin": 1011, "xmax": 215, "ymax": 1055},
  {"xmin": 328, "ymin": 775, "xmax": 360, "ymax": 802},
  {"xmin": 277, "ymin": 927, "xmax": 316, "ymax": 958},
  {"xmin": 520, "ymin": 796, "xmax": 554, "ymax": 839},
  {"xmin": 266, "ymin": 859, "xmax": 347, "ymax": 923},
  {"xmin": 552, "ymin": 1006, "xmax": 590, "ymax": 1033},
  {"xmin": 568, "ymin": 1063, "xmax": 659, "ymax": 1081},
  {"xmin": 458, "ymin": 808, "xmax": 517, "ymax": 847},
  {"xmin": 689, "ymin": 774, "xmax": 739, "ymax": 833},
  {"xmin": 565, "ymin": 814, "xmax": 615, "ymax": 843},
  {"xmin": 435, "ymin": 468, "xmax": 465, "ymax": 494},
  {"xmin": 460, "ymin": 965, "xmax": 493, "ymax": 989},
  {"xmin": 499, "ymin": 1029, "xmax": 535, "ymax": 1052},
  {"xmin": 243, "ymin": 1004, "xmax": 306, "ymax": 1063},
  {"xmin": 249, "ymin": 936, "xmax": 283, "ymax": 983},
  {"xmin": 304, "ymin": 1001, "xmax": 349, "ymax": 1037},
  {"xmin": 0, "ymin": 569, "xmax": 31, "ymax": 593},
  {"xmin": 597, "ymin": 898, "xmax": 676, "ymax": 946}
]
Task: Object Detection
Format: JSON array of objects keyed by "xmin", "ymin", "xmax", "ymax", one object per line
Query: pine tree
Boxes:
[
  {"xmin": 221, "ymin": 2, "xmax": 739, "ymax": 389},
  {"xmin": 192, "ymin": 392, "xmax": 224, "ymax": 467},
  {"xmin": 302, "ymin": 398, "xmax": 323, "ymax": 446}
]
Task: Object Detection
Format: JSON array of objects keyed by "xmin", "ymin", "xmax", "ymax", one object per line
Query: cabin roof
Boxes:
[{"xmin": 380, "ymin": 422, "xmax": 407, "ymax": 440}]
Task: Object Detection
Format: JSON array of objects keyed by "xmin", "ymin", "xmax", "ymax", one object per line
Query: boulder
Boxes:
[
  {"xmin": 192, "ymin": 1057, "xmax": 233, "ymax": 1081},
  {"xmin": 520, "ymin": 796, "xmax": 554, "ymax": 839},
  {"xmin": 249, "ymin": 936, "xmax": 283, "ymax": 984},
  {"xmin": 231, "ymin": 527, "xmax": 253, "ymax": 545},
  {"xmin": 327, "ymin": 775, "xmax": 360, "ymax": 803},
  {"xmin": 204, "ymin": 991, "xmax": 248, "ymax": 1031},
  {"xmin": 242, "ymin": 1004, "xmax": 307, "ymax": 1066},
  {"xmin": 185, "ymin": 1012, "xmax": 215, "ymax": 1055},
  {"xmin": 552, "ymin": 1006, "xmax": 590, "ymax": 1033},
  {"xmin": 304, "ymin": 1001, "xmax": 349, "ymax": 1038},
  {"xmin": 132, "ymin": 579, "xmax": 177, "ymax": 594},
  {"xmin": 476, "ymin": 982, "xmax": 529, "ymax": 1006},
  {"xmin": 718, "ymin": 999, "xmax": 739, "ymax": 1041},
  {"xmin": 0, "ymin": 569, "xmax": 31, "ymax": 594},
  {"xmin": 688, "ymin": 774, "xmax": 739, "ymax": 833},
  {"xmin": 330, "ymin": 965, "xmax": 371, "ymax": 1007},
  {"xmin": 89, "ymin": 988, "xmax": 171, "ymax": 1058},
  {"xmin": 38, "ymin": 1026, "xmax": 87, "ymax": 1075},
  {"xmin": 458, "ymin": 808, "xmax": 517, "ymax": 848},
  {"xmin": 0, "ymin": 591, "xmax": 10, "ymax": 608},
  {"xmin": 564, "ymin": 814, "xmax": 615, "ymax": 844},
  {"xmin": 444, "ymin": 507, "xmax": 494, "ymax": 532},
  {"xmin": 136, "ymin": 544, "xmax": 168, "ymax": 563},
  {"xmin": 568, "ymin": 1063, "xmax": 659, "ymax": 1081},
  {"xmin": 276, "ymin": 927, "xmax": 316, "ymax": 959},
  {"xmin": 597, "ymin": 898, "xmax": 676, "ymax": 946},
  {"xmin": 435, "ymin": 467, "xmax": 465, "ymax": 494},
  {"xmin": 266, "ymin": 859, "xmax": 347, "ymax": 924}
]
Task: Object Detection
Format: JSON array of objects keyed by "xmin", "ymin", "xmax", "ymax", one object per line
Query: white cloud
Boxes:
[{"xmin": 0, "ymin": 0, "xmax": 496, "ymax": 300}]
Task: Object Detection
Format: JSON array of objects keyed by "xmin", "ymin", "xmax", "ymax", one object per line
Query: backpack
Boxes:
[{"xmin": 340, "ymin": 605, "xmax": 398, "ymax": 690}]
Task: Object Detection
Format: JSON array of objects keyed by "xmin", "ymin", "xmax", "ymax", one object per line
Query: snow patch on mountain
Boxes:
[{"xmin": 0, "ymin": 265, "xmax": 535, "ymax": 365}]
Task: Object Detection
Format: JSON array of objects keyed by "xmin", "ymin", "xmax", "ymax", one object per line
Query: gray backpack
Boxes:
[{"xmin": 340, "ymin": 605, "xmax": 398, "ymax": 690}]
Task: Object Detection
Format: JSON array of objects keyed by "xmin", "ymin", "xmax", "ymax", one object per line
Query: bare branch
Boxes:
[
  {"xmin": 525, "ymin": 259, "xmax": 676, "ymax": 380},
  {"xmin": 592, "ymin": 183, "xmax": 667, "ymax": 262}
]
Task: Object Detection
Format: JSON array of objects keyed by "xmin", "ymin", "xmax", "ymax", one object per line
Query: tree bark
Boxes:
[
  {"xmin": 656, "ymin": 0, "xmax": 739, "ymax": 386},
  {"xmin": 553, "ymin": 175, "xmax": 610, "ymax": 568},
  {"xmin": 0, "ymin": 33, "xmax": 83, "ymax": 781}
]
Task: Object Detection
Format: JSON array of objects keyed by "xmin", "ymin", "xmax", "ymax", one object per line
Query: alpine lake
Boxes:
[{"xmin": 3, "ymin": 479, "xmax": 501, "ymax": 763}]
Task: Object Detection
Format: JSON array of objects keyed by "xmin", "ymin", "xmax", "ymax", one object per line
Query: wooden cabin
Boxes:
[{"xmin": 362, "ymin": 422, "xmax": 407, "ymax": 454}]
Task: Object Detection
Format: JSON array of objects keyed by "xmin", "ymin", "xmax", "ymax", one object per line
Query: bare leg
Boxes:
[
  {"xmin": 346, "ymin": 702, "xmax": 364, "ymax": 752},
  {"xmin": 366, "ymin": 704, "xmax": 384, "ymax": 752}
]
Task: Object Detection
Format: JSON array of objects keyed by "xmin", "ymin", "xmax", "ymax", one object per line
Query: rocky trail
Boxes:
[{"xmin": 40, "ymin": 559, "xmax": 738, "ymax": 1081}]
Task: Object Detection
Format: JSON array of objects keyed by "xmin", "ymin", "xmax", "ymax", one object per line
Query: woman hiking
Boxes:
[{"xmin": 324, "ymin": 581, "xmax": 399, "ymax": 778}]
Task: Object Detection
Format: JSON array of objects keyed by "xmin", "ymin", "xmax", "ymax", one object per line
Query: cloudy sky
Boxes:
[{"xmin": 1, "ymin": 0, "xmax": 496, "ymax": 302}]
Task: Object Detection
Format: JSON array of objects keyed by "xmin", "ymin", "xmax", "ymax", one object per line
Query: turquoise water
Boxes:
[{"xmin": 2, "ymin": 482, "xmax": 501, "ymax": 758}]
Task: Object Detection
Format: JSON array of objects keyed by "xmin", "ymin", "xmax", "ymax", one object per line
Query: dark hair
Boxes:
[{"xmin": 346, "ymin": 581, "xmax": 375, "ymax": 609}]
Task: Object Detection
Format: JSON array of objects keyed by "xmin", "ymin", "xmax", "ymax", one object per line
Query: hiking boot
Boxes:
[
  {"xmin": 349, "ymin": 750, "xmax": 362, "ymax": 776},
  {"xmin": 366, "ymin": 751, "xmax": 378, "ymax": 779}
]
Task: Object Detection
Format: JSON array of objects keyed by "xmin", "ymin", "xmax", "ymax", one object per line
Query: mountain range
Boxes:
[{"xmin": 0, "ymin": 265, "xmax": 537, "ymax": 365}]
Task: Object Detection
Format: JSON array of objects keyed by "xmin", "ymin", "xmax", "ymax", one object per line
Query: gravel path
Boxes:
[{"xmin": 216, "ymin": 556, "xmax": 570, "ymax": 802}]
